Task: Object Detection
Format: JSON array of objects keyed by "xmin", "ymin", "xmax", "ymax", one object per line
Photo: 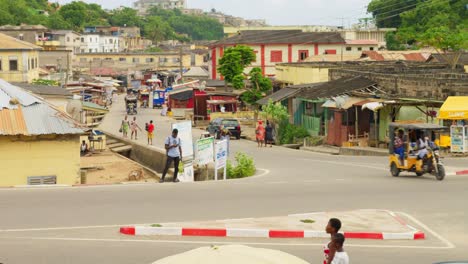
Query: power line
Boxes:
[
  {"xmin": 374, "ymin": 0, "xmax": 449, "ymax": 22},
  {"xmin": 366, "ymin": 0, "xmax": 418, "ymax": 13}
]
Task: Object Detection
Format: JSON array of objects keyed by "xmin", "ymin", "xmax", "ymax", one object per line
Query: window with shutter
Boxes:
[{"xmin": 270, "ymin": 50, "xmax": 282, "ymax": 63}]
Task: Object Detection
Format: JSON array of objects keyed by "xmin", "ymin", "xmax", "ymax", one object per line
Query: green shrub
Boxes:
[
  {"xmin": 227, "ymin": 152, "xmax": 256, "ymax": 179},
  {"xmin": 278, "ymin": 121, "xmax": 310, "ymax": 145}
]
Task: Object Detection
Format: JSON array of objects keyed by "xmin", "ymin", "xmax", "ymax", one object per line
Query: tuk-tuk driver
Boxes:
[
  {"xmin": 417, "ymin": 132, "xmax": 429, "ymax": 160},
  {"xmin": 394, "ymin": 129, "xmax": 405, "ymax": 165}
]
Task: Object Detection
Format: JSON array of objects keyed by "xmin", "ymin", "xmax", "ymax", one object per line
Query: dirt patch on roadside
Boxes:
[{"xmin": 80, "ymin": 150, "xmax": 157, "ymax": 184}]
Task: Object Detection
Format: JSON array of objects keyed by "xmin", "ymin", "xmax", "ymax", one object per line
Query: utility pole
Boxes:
[
  {"xmin": 64, "ymin": 51, "xmax": 70, "ymax": 88},
  {"xmin": 179, "ymin": 46, "xmax": 183, "ymax": 83},
  {"xmin": 58, "ymin": 58, "xmax": 64, "ymax": 88}
]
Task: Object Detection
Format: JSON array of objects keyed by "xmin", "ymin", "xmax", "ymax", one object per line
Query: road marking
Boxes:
[
  {"xmin": 304, "ymin": 180, "xmax": 320, "ymax": 183},
  {"xmin": 335, "ymin": 179, "xmax": 346, "ymax": 181},
  {"xmin": 397, "ymin": 212, "xmax": 455, "ymax": 249},
  {"xmin": 299, "ymin": 158, "xmax": 387, "ymax": 171},
  {"xmin": 0, "ymin": 224, "xmax": 155, "ymax": 233},
  {"xmin": 268, "ymin": 181, "xmax": 288, "ymax": 185},
  {"xmin": 2, "ymin": 236, "xmax": 453, "ymax": 250}
]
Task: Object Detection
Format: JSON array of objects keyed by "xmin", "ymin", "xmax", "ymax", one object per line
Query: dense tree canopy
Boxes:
[
  {"xmin": 0, "ymin": 1, "xmax": 224, "ymax": 42},
  {"xmin": 218, "ymin": 45, "xmax": 257, "ymax": 89},
  {"xmin": 368, "ymin": 0, "xmax": 467, "ymax": 56}
]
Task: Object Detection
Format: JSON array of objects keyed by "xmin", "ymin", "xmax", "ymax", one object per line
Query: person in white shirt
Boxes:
[
  {"xmin": 160, "ymin": 129, "xmax": 182, "ymax": 183},
  {"xmin": 331, "ymin": 233, "xmax": 349, "ymax": 264}
]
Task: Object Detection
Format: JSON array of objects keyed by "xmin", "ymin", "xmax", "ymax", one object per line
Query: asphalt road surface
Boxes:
[{"xmin": 1, "ymin": 94, "xmax": 467, "ymax": 264}]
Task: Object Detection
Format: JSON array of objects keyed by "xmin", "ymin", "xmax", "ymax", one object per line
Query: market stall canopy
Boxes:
[
  {"xmin": 151, "ymin": 245, "xmax": 310, "ymax": 264},
  {"xmin": 438, "ymin": 96, "xmax": 468, "ymax": 120}
]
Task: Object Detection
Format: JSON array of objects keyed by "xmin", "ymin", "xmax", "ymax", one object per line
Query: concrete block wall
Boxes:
[{"xmin": 329, "ymin": 67, "xmax": 468, "ymax": 100}]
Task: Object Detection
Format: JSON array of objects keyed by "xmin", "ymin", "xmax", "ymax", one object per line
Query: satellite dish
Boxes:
[
  {"xmin": 66, "ymin": 99, "xmax": 83, "ymax": 122},
  {"xmin": 199, "ymin": 81, "xmax": 206, "ymax": 91}
]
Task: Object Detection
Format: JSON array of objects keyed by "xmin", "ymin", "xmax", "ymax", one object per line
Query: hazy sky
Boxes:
[{"xmin": 54, "ymin": 0, "xmax": 372, "ymax": 26}]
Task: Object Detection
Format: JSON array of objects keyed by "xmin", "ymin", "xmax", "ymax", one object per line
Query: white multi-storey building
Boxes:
[
  {"xmin": 80, "ymin": 34, "xmax": 120, "ymax": 53},
  {"xmin": 133, "ymin": 0, "xmax": 186, "ymax": 16}
]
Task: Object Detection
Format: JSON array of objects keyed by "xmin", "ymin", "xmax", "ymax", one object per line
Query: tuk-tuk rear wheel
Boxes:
[
  {"xmin": 416, "ymin": 172, "xmax": 424, "ymax": 177},
  {"xmin": 390, "ymin": 163, "xmax": 400, "ymax": 177}
]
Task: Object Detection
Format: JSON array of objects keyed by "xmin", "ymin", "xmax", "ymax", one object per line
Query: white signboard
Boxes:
[
  {"xmin": 215, "ymin": 140, "xmax": 228, "ymax": 170},
  {"xmin": 179, "ymin": 162, "xmax": 194, "ymax": 182},
  {"xmin": 172, "ymin": 121, "xmax": 194, "ymax": 158},
  {"xmin": 196, "ymin": 137, "xmax": 215, "ymax": 166}
]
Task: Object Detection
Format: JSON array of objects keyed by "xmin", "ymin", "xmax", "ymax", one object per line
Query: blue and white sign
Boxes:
[{"xmin": 215, "ymin": 140, "xmax": 228, "ymax": 170}]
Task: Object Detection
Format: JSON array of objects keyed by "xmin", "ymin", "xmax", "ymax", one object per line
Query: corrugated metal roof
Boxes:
[
  {"xmin": 0, "ymin": 79, "xmax": 40, "ymax": 109},
  {"xmin": 0, "ymin": 107, "xmax": 28, "ymax": 135},
  {"xmin": 0, "ymin": 79, "xmax": 84, "ymax": 136},
  {"xmin": 257, "ymin": 88, "xmax": 301, "ymax": 105}
]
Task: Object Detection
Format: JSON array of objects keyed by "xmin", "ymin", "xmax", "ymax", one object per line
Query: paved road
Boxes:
[{"xmin": 1, "ymin": 94, "xmax": 467, "ymax": 264}]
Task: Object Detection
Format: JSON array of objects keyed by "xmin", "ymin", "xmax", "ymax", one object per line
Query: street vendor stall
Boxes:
[{"xmin": 438, "ymin": 96, "xmax": 468, "ymax": 153}]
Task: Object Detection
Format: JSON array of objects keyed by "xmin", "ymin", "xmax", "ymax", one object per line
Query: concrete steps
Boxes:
[
  {"xmin": 112, "ymin": 146, "xmax": 133, "ymax": 153},
  {"xmin": 107, "ymin": 143, "xmax": 126, "ymax": 149},
  {"xmin": 106, "ymin": 139, "xmax": 119, "ymax": 145}
]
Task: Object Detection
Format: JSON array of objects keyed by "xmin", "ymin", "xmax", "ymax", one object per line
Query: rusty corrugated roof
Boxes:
[{"xmin": 0, "ymin": 106, "xmax": 28, "ymax": 135}]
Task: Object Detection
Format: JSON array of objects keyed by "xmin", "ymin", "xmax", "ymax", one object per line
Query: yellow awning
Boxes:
[{"xmin": 438, "ymin": 96, "xmax": 468, "ymax": 120}]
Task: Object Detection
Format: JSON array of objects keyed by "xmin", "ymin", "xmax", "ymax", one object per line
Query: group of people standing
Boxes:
[
  {"xmin": 120, "ymin": 115, "xmax": 155, "ymax": 145},
  {"xmin": 256, "ymin": 120, "xmax": 275, "ymax": 147}
]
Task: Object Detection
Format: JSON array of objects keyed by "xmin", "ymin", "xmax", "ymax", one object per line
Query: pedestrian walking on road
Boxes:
[
  {"xmin": 160, "ymin": 128, "xmax": 182, "ymax": 183},
  {"xmin": 147, "ymin": 120, "xmax": 155, "ymax": 145},
  {"xmin": 330, "ymin": 233, "xmax": 349, "ymax": 264},
  {"xmin": 130, "ymin": 117, "xmax": 142, "ymax": 140},
  {"xmin": 120, "ymin": 115, "xmax": 130, "ymax": 138},
  {"xmin": 256, "ymin": 120, "xmax": 265, "ymax": 147},
  {"xmin": 220, "ymin": 127, "xmax": 231, "ymax": 155},
  {"xmin": 265, "ymin": 120, "xmax": 274, "ymax": 147},
  {"xmin": 324, "ymin": 218, "xmax": 342, "ymax": 264}
]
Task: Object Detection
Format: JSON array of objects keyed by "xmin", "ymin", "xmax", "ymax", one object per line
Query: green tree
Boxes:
[
  {"xmin": 58, "ymin": 1, "xmax": 88, "ymax": 30},
  {"xmin": 385, "ymin": 32, "xmax": 406, "ymax": 50},
  {"xmin": 218, "ymin": 45, "xmax": 256, "ymax": 90},
  {"xmin": 262, "ymin": 99, "xmax": 289, "ymax": 124},
  {"xmin": 243, "ymin": 67, "xmax": 272, "ymax": 106},
  {"xmin": 242, "ymin": 67, "xmax": 272, "ymax": 123},
  {"xmin": 109, "ymin": 7, "xmax": 141, "ymax": 27},
  {"xmin": 367, "ymin": 0, "xmax": 418, "ymax": 28},
  {"xmin": 47, "ymin": 13, "xmax": 72, "ymax": 30},
  {"xmin": 397, "ymin": 0, "xmax": 468, "ymax": 67},
  {"xmin": 144, "ymin": 16, "xmax": 174, "ymax": 43}
]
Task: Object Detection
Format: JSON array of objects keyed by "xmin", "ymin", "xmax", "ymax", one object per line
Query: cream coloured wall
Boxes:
[
  {"xmin": 0, "ymin": 50, "xmax": 40, "ymax": 83},
  {"xmin": 0, "ymin": 135, "xmax": 81, "ymax": 186},
  {"xmin": 276, "ymin": 65, "xmax": 330, "ymax": 85},
  {"xmin": 212, "ymin": 43, "xmax": 343, "ymax": 79}
]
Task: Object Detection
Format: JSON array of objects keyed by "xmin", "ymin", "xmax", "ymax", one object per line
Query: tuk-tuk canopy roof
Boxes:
[
  {"xmin": 389, "ymin": 122, "xmax": 446, "ymax": 130},
  {"xmin": 438, "ymin": 96, "xmax": 468, "ymax": 120}
]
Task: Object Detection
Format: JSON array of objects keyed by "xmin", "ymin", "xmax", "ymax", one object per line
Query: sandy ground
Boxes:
[{"xmin": 80, "ymin": 150, "xmax": 158, "ymax": 185}]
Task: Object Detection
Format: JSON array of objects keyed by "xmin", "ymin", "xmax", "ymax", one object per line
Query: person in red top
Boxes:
[{"xmin": 147, "ymin": 120, "xmax": 155, "ymax": 145}]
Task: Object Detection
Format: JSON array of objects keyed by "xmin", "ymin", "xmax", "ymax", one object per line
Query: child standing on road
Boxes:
[
  {"xmin": 324, "ymin": 218, "xmax": 342, "ymax": 264},
  {"xmin": 330, "ymin": 233, "xmax": 349, "ymax": 264},
  {"xmin": 147, "ymin": 120, "xmax": 155, "ymax": 145}
]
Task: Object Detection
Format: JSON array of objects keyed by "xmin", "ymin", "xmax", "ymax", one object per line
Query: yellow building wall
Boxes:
[
  {"xmin": 75, "ymin": 53, "xmax": 197, "ymax": 68},
  {"xmin": 0, "ymin": 135, "xmax": 81, "ymax": 186},
  {"xmin": 0, "ymin": 50, "xmax": 40, "ymax": 83},
  {"xmin": 276, "ymin": 65, "xmax": 330, "ymax": 85}
]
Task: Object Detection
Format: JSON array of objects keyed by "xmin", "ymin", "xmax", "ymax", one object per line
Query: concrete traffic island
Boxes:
[{"xmin": 120, "ymin": 209, "xmax": 424, "ymax": 240}]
